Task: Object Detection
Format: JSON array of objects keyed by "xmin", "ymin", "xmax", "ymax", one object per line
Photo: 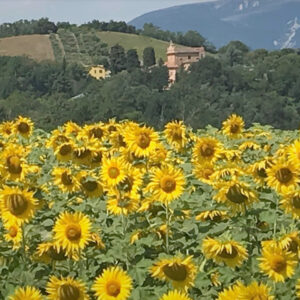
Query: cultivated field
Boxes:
[{"xmin": 0, "ymin": 34, "xmax": 55, "ymax": 61}]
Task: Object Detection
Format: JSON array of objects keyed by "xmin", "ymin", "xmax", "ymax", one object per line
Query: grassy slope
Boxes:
[
  {"xmin": 0, "ymin": 34, "xmax": 55, "ymax": 61},
  {"xmin": 0, "ymin": 31, "xmax": 193, "ymax": 63},
  {"xmin": 98, "ymin": 31, "xmax": 175, "ymax": 61}
]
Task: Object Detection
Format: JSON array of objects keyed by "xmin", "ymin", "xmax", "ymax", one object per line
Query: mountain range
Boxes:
[{"xmin": 129, "ymin": 0, "xmax": 300, "ymax": 50}]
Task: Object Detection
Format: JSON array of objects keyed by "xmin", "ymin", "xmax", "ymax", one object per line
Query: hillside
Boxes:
[
  {"xmin": 97, "ymin": 31, "xmax": 172, "ymax": 61},
  {"xmin": 0, "ymin": 30, "xmax": 179, "ymax": 64},
  {"xmin": 0, "ymin": 34, "xmax": 55, "ymax": 62},
  {"xmin": 129, "ymin": 0, "xmax": 300, "ymax": 50}
]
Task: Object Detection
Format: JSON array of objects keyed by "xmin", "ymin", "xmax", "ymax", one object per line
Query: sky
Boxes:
[{"xmin": 0, "ymin": 0, "xmax": 215, "ymax": 24}]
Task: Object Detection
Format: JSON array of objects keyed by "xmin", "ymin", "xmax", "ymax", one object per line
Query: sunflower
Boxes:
[
  {"xmin": 238, "ymin": 281, "xmax": 274, "ymax": 300},
  {"xmin": 92, "ymin": 266, "xmax": 132, "ymax": 300},
  {"xmin": 0, "ymin": 121, "xmax": 14, "ymax": 138},
  {"xmin": 296, "ymin": 279, "xmax": 300, "ymax": 299},
  {"xmin": 150, "ymin": 256, "xmax": 197, "ymax": 290},
  {"xmin": 222, "ymin": 114, "xmax": 244, "ymax": 138},
  {"xmin": 149, "ymin": 142, "xmax": 171, "ymax": 166},
  {"xmin": 106, "ymin": 191, "xmax": 140, "ymax": 216},
  {"xmin": 159, "ymin": 290, "xmax": 192, "ymax": 300},
  {"xmin": 249, "ymin": 158, "xmax": 273, "ymax": 186},
  {"xmin": 101, "ymin": 157, "xmax": 128, "ymax": 187},
  {"xmin": 52, "ymin": 167, "xmax": 80, "ymax": 193},
  {"xmin": 217, "ymin": 282, "xmax": 243, "ymax": 300},
  {"xmin": 46, "ymin": 129, "xmax": 70, "ymax": 150},
  {"xmin": 79, "ymin": 123, "xmax": 107, "ymax": 143},
  {"xmin": 54, "ymin": 142, "xmax": 74, "ymax": 162},
  {"xmin": 213, "ymin": 179, "xmax": 257, "ymax": 214},
  {"xmin": 164, "ymin": 120, "xmax": 188, "ymax": 151},
  {"xmin": 0, "ymin": 186, "xmax": 38, "ymax": 225},
  {"xmin": 280, "ymin": 190, "xmax": 300, "ymax": 219},
  {"xmin": 287, "ymin": 140, "xmax": 300, "ymax": 167},
  {"xmin": 3, "ymin": 221, "xmax": 22, "ymax": 249},
  {"xmin": 124, "ymin": 125, "xmax": 159, "ymax": 158},
  {"xmin": 278, "ymin": 232, "xmax": 300, "ymax": 258},
  {"xmin": 238, "ymin": 141, "xmax": 260, "ymax": 151},
  {"xmin": 72, "ymin": 146, "xmax": 94, "ymax": 166},
  {"xmin": 35, "ymin": 241, "xmax": 68, "ymax": 263},
  {"xmin": 0, "ymin": 144, "xmax": 34, "ymax": 181},
  {"xmin": 202, "ymin": 237, "xmax": 248, "ymax": 268},
  {"xmin": 115, "ymin": 167, "xmax": 143, "ymax": 195},
  {"xmin": 210, "ymin": 164, "xmax": 244, "ymax": 182},
  {"xmin": 258, "ymin": 243, "xmax": 297, "ymax": 282},
  {"xmin": 46, "ymin": 276, "xmax": 89, "ymax": 300},
  {"xmin": 195, "ymin": 210, "xmax": 228, "ymax": 222},
  {"xmin": 53, "ymin": 211, "xmax": 91, "ymax": 256},
  {"xmin": 147, "ymin": 165, "xmax": 185, "ymax": 205},
  {"xmin": 14, "ymin": 116, "xmax": 34, "ymax": 138},
  {"xmin": 9, "ymin": 286, "xmax": 43, "ymax": 300},
  {"xmin": 105, "ymin": 118, "xmax": 120, "ymax": 134},
  {"xmin": 89, "ymin": 232, "xmax": 106, "ymax": 250},
  {"xmin": 193, "ymin": 162, "xmax": 215, "ymax": 184},
  {"xmin": 192, "ymin": 137, "xmax": 222, "ymax": 164},
  {"xmin": 64, "ymin": 121, "xmax": 82, "ymax": 137},
  {"xmin": 77, "ymin": 171, "xmax": 103, "ymax": 199},
  {"xmin": 210, "ymin": 272, "xmax": 221, "ymax": 287},
  {"xmin": 266, "ymin": 160, "xmax": 299, "ymax": 194}
]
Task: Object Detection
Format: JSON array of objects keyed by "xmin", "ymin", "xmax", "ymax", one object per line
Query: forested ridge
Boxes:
[{"xmin": 0, "ymin": 19, "xmax": 300, "ymax": 131}]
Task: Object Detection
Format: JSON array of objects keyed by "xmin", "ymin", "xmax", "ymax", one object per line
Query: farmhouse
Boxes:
[
  {"xmin": 88, "ymin": 65, "xmax": 111, "ymax": 80},
  {"xmin": 165, "ymin": 41, "xmax": 206, "ymax": 83}
]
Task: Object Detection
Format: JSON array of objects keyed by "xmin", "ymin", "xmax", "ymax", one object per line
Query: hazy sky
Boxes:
[{"xmin": 0, "ymin": 0, "xmax": 215, "ymax": 24}]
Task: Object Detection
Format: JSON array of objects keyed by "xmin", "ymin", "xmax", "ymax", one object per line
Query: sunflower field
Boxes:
[{"xmin": 1, "ymin": 115, "xmax": 300, "ymax": 300}]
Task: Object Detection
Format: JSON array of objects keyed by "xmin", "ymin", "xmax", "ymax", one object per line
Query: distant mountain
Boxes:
[{"xmin": 129, "ymin": 0, "xmax": 300, "ymax": 50}]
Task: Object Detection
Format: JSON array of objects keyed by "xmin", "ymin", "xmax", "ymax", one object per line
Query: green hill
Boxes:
[
  {"xmin": 97, "ymin": 31, "xmax": 172, "ymax": 61},
  {"xmin": 0, "ymin": 30, "xmax": 184, "ymax": 65}
]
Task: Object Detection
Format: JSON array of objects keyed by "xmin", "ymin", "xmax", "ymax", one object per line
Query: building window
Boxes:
[{"xmin": 188, "ymin": 55, "xmax": 191, "ymax": 59}]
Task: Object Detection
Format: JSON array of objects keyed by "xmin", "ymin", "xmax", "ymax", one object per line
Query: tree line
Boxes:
[
  {"xmin": 0, "ymin": 41, "xmax": 300, "ymax": 131},
  {"xmin": 0, "ymin": 18, "xmax": 213, "ymax": 50}
]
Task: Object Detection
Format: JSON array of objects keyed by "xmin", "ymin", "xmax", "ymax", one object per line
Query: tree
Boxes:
[
  {"xmin": 143, "ymin": 47, "xmax": 156, "ymax": 67},
  {"xmin": 109, "ymin": 44, "xmax": 127, "ymax": 74},
  {"xmin": 148, "ymin": 66, "xmax": 169, "ymax": 91},
  {"xmin": 126, "ymin": 49, "xmax": 140, "ymax": 72}
]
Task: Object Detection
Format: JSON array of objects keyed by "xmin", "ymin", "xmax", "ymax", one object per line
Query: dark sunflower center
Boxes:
[
  {"xmin": 117, "ymin": 135, "xmax": 126, "ymax": 147},
  {"xmin": 275, "ymin": 168, "xmax": 293, "ymax": 183},
  {"xmin": 108, "ymin": 125, "xmax": 117, "ymax": 132},
  {"xmin": 65, "ymin": 224, "xmax": 81, "ymax": 241},
  {"xmin": 122, "ymin": 177, "xmax": 133, "ymax": 192},
  {"xmin": 172, "ymin": 131, "xmax": 182, "ymax": 141},
  {"xmin": 160, "ymin": 176, "xmax": 176, "ymax": 193},
  {"xmin": 292, "ymin": 196, "xmax": 300, "ymax": 209},
  {"xmin": 56, "ymin": 135, "xmax": 69, "ymax": 145},
  {"xmin": 287, "ymin": 240, "xmax": 298, "ymax": 253},
  {"xmin": 17, "ymin": 122, "xmax": 30, "ymax": 134},
  {"xmin": 257, "ymin": 168, "xmax": 267, "ymax": 178},
  {"xmin": 162, "ymin": 263, "xmax": 188, "ymax": 281},
  {"xmin": 108, "ymin": 167, "xmax": 120, "ymax": 179},
  {"xmin": 59, "ymin": 144, "xmax": 72, "ymax": 156},
  {"xmin": 203, "ymin": 168, "xmax": 214, "ymax": 179},
  {"xmin": 74, "ymin": 149, "xmax": 91, "ymax": 159},
  {"xmin": 90, "ymin": 128, "xmax": 103, "ymax": 139},
  {"xmin": 230, "ymin": 124, "xmax": 240, "ymax": 134},
  {"xmin": 8, "ymin": 226, "xmax": 18, "ymax": 237},
  {"xmin": 58, "ymin": 284, "xmax": 80, "ymax": 300},
  {"xmin": 137, "ymin": 133, "xmax": 151, "ymax": 149},
  {"xmin": 210, "ymin": 214, "xmax": 222, "ymax": 222},
  {"xmin": 6, "ymin": 194, "xmax": 28, "ymax": 216},
  {"xmin": 118, "ymin": 196, "xmax": 131, "ymax": 208},
  {"xmin": 7, "ymin": 156, "xmax": 22, "ymax": 174},
  {"xmin": 82, "ymin": 181, "xmax": 98, "ymax": 192},
  {"xmin": 92, "ymin": 152, "xmax": 103, "ymax": 163},
  {"xmin": 47, "ymin": 246, "xmax": 67, "ymax": 261},
  {"xmin": 200, "ymin": 144, "xmax": 214, "ymax": 157},
  {"xmin": 218, "ymin": 247, "xmax": 238, "ymax": 259},
  {"xmin": 226, "ymin": 185, "xmax": 248, "ymax": 204},
  {"xmin": 107, "ymin": 281, "xmax": 121, "ymax": 297},
  {"xmin": 61, "ymin": 172, "xmax": 73, "ymax": 186},
  {"xmin": 271, "ymin": 256, "xmax": 286, "ymax": 273}
]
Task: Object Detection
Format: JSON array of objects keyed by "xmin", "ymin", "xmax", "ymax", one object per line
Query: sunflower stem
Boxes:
[
  {"xmin": 21, "ymin": 224, "xmax": 27, "ymax": 268},
  {"xmin": 273, "ymin": 195, "xmax": 279, "ymax": 238},
  {"xmin": 165, "ymin": 203, "xmax": 170, "ymax": 254}
]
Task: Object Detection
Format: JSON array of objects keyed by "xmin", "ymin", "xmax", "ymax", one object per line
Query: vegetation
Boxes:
[{"xmin": 1, "ymin": 115, "xmax": 300, "ymax": 299}]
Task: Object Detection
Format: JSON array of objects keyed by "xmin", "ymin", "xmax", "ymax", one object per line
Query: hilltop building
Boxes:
[
  {"xmin": 165, "ymin": 41, "xmax": 206, "ymax": 83},
  {"xmin": 88, "ymin": 65, "xmax": 111, "ymax": 80}
]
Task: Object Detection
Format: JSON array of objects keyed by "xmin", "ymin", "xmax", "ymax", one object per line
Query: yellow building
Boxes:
[{"xmin": 88, "ymin": 65, "xmax": 110, "ymax": 80}]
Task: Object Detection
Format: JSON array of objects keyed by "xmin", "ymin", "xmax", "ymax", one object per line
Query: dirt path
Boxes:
[{"xmin": 54, "ymin": 34, "xmax": 66, "ymax": 58}]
